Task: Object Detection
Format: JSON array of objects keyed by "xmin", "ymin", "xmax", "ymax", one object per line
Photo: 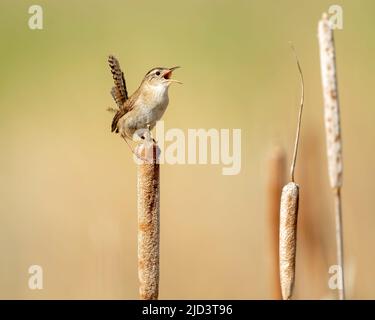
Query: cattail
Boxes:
[
  {"xmin": 279, "ymin": 45, "xmax": 304, "ymax": 300},
  {"xmin": 318, "ymin": 13, "xmax": 345, "ymax": 300},
  {"xmin": 279, "ymin": 182, "xmax": 299, "ymax": 300},
  {"xmin": 267, "ymin": 147, "xmax": 286, "ymax": 300},
  {"xmin": 318, "ymin": 14, "xmax": 343, "ymax": 189},
  {"xmin": 136, "ymin": 137, "xmax": 160, "ymax": 300}
]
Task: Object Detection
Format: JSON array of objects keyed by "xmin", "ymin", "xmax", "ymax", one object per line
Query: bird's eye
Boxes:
[{"xmin": 156, "ymin": 71, "xmax": 160, "ymax": 76}]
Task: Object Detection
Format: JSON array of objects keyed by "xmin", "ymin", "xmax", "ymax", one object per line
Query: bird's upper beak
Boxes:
[{"xmin": 163, "ymin": 66, "xmax": 182, "ymax": 84}]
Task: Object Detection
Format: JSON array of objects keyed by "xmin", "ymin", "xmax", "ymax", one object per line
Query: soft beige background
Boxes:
[{"xmin": 0, "ymin": 0, "xmax": 374, "ymax": 299}]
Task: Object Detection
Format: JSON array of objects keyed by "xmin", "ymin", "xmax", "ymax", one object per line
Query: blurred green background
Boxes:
[{"xmin": 0, "ymin": 0, "xmax": 374, "ymax": 299}]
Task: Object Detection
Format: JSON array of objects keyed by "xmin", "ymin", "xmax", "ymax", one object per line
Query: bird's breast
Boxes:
[{"xmin": 142, "ymin": 86, "xmax": 169, "ymax": 117}]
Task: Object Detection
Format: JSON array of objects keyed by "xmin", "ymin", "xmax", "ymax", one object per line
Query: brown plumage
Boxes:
[
  {"xmin": 111, "ymin": 92, "xmax": 140, "ymax": 133},
  {"xmin": 108, "ymin": 55, "xmax": 132, "ymax": 133},
  {"xmin": 108, "ymin": 55, "xmax": 128, "ymax": 103},
  {"xmin": 108, "ymin": 55, "xmax": 181, "ymax": 139}
]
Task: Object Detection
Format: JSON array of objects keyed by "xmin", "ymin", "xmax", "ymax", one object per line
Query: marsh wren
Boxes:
[{"xmin": 108, "ymin": 55, "xmax": 181, "ymax": 141}]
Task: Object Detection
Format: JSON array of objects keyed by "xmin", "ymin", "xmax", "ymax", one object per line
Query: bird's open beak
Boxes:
[{"xmin": 163, "ymin": 66, "xmax": 182, "ymax": 84}]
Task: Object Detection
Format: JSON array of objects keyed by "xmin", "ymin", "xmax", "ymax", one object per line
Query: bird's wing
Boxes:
[
  {"xmin": 108, "ymin": 55, "xmax": 128, "ymax": 108},
  {"xmin": 111, "ymin": 108, "xmax": 126, "ymax": 133},
  {"xmin": 111, "ymin": 90, "xmax": 139, "ymax": 133}
]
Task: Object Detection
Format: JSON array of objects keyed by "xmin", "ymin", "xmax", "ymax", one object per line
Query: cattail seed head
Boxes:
[
  {"xmin": 267, "ymin": 147, "xmax": 286, "ymax": 300},
  {"xmin": 318, "ymin": 13, "xmax": 346, "ymax": 300},
  {"xmin": 279, "ymin": 182, "xmax": 299, "ymax": 300},
  {"xmin": 136, "ymin": 142, "xmax": 160, "ymax": 300},
  {"xmin": 318, "ymin": 14, "xmax": 343, "ymax": 189}
]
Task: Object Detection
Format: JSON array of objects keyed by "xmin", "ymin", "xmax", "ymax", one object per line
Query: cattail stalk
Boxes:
[
  {"xmin": 136, "ymin": 137, "xmax": 160, "ymax": 300},
  {"xmin": 267, "ymin": 147, "xmax": 286, "ymax": 299},
  {"xmin": 318, "ymin": 13, "xmax": 345, "ymax": 300},
  {"xmin": 279, "ymin": 45, "xmax": 304, "ymax": 300}
]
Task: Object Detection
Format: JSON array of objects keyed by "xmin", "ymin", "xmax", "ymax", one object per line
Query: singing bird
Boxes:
[{"xmin": 108, "ymin": 55, "xmax": 181, "ymax": 141}]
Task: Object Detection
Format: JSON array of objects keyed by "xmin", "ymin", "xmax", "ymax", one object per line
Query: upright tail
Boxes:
[{"xmin": 108, "ymin": 55, "xmax": 128, "ymax": 108}]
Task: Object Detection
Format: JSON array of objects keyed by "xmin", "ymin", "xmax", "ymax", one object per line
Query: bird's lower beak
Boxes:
[{"xmin": 163, "ymin": 66, "xmax": 182, "ymax": 84}]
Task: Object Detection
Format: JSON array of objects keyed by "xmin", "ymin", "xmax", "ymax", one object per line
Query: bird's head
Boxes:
[{"xmin": 143, "ymin": 66, "xmax": 181, "ymax": 87}]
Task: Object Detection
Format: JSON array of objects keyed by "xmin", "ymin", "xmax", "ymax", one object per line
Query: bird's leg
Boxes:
[
  {"xmin": 121, "ymin": 133, "xmax": 150, "ymax": 162},
  {"xmin": 146, "ymin": 124, "xmax": 157, "ymax": 143},
  {"xmin": 142, "ymin": 126, "xmax": 153, "ymax": 144},
  {"xmin": 134, "ymin": 128, "xmax": 154, "ymax": 143},
  {"xmin": 136, "ymin": 128, "xmax": 148, "ymax": 140}
]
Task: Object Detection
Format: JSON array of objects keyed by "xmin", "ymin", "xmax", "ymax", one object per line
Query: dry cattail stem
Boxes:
[
  {"xmin": 318, "ymin": 13, "xmax": 345, "ymax": 300},
  {"xmin": 136, "ymin": 139, "xmax": 160, "ymax": 300},
  {"xmin": 279, "ymin": 182, "xmax": 299, "ymax": 300},
  {"xmin": 279, "ymin": 45, "xmax": 304, "ymax": 300},
  {"xmin": 289, "ymin": 44, "xmax": 304, "ymax": 184},
  {"xmin": 267, "ymin": 147, "xmax": 286, "ymax": 299}
]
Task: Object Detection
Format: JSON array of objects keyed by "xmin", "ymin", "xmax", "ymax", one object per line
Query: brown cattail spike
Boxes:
[
  {"xmin": 279, "ymin": 182, "xmax": 299, "ymax": 300},
  {"xmin": 267, "ymin": 147, "xmax": 286, "ymax": 299},
  {"xmin": 279, "ymin": 45, "xmax": 304, "ymax": 300},
  {"xmin": 136, "ymin": 139, "xmax": 160, "ymax": 300},
  {"xmin": 318, "ymin": 13, "xmax": 345, "ymax": 300},
  {"xmin": 318, "ymin": 15, "xmax": 343, "ymax": 189}
]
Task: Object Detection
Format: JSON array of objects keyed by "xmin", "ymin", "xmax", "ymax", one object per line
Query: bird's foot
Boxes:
[{"xmin": 140, "ymin": 125, "xmax": 156, "ymax": 143}]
